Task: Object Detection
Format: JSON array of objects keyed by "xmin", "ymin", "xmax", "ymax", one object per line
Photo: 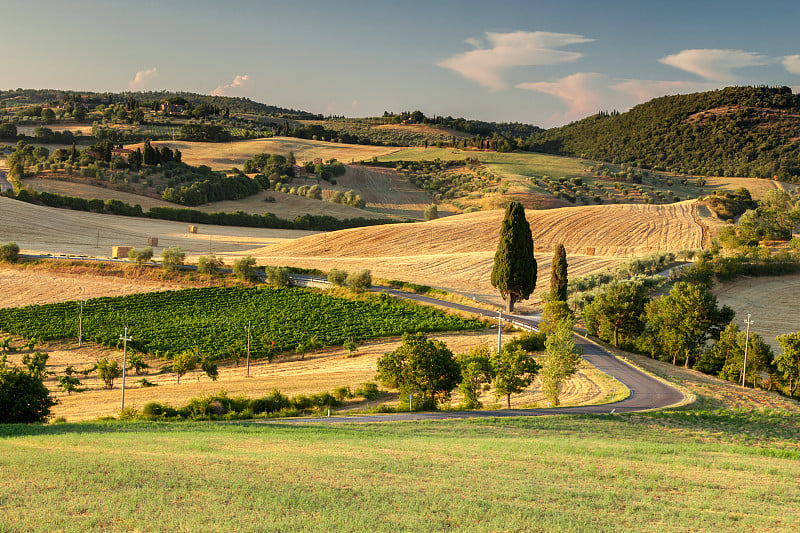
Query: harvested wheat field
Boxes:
[
  {"xmin": 714, "ymin": 273, "xmax": 800, "ymax": 353},
  {"xmin": 706, "ymin": 176, "xmax": 798, "ymax": 199},
  {"xmin": 0, "ymin": 196, "xmax": 316, "ymax": 259},
  {"xmin": 4, "ymin": 329, "xmax": 615, "ymax": 422},
  {"xmin": 128, "ymin": 137, "xmax": 401, "ymax": 171}
]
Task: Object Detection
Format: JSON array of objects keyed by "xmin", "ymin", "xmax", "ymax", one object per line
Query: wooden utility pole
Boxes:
[
  {"xmin": 742, "ymin": 314, "xmax": 753, "ymax": 388},
  {"xmin": 119, "ymin": 327, "xmax": 132, "ymax": 410}
]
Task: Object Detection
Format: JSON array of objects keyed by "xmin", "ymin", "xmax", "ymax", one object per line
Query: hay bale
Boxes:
[
  {"xmin": 147, "ymin": 237, "xmax": 159, "ymax": 247},
  {"xmin": 585, "ymin": 247, "xmax": 595, "ymax": 256},
  {"xmin": 188, "ymin": 225, "xmax": 198, "ymax": 234},
  {"xmin": 112, "ymin": 246, "xmax": 133, "ymax": 259}
]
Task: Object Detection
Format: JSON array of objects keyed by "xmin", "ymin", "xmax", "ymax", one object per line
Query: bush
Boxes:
[
  {"xmin": 0, "ymin": 241, "xmax": 20, "ymax": 263},
  {"xmin": 346, "ymin": 269, "xmax": 372, "ymax": 292},
  {"xmin": 327, "ymin": 268, "xmax": 348, "ymax": 286},
  {"xmin": 96, "ymin": 358, "xmax": 122, "ymax": 389},
  {"xmin": 172, "ymin": 349, "xmax": 198, "ymax": 384},
  {"xmin": 128, "ymin": 247, "xmax": 153, "ymax": 266},
  {"xmin": 355, "ymin": 382, "xmax": 380, "ymax": 400},
  {"xmin": 233, "ymin": 256, "xmax": 258, "ymax": 282},
  {"xmin": 424, "ymin": 204, "xmax": 439, "ymax": 221},
  {"xmin": 161, "ymin": 246, "xmax": 185, "ymax": 271},
  {"xmin": 264, "ymin": 265, "xmax": 290, "ymax": 286},
  {"xmin": 0, "ymin": 356, "xmax": 56, "ymax": 423},
  {"xmin": 198, "ymin": 255, "xmax": 223, "ymax": 275}
]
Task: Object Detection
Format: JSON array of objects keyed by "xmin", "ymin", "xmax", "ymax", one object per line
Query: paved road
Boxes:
[{"xmin": 0, "ymin": 169, "xmax": 12, "ymax": 193}]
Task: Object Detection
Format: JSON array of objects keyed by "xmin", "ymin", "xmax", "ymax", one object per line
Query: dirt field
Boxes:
[
  {"xmin": 2, "ymin": 329, "xmax": 614, "ymax": 421},
  {"xmin": 705, "ymin": 176, "xmax": 798, "ymax": 199},
  {"xmin": 714, "ymin": 273, "xmax": 800, "ymax": 353},
  {"xmin": 0, "ymin": 196, "xmax": 316, "ymax": 260},
  {"xmin": 128, "ymin": 137, "xmax": 401, "ymax": 170}
]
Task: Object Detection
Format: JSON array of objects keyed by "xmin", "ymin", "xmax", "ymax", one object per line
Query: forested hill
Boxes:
[
  {"xmin": 0, "ymin": 89, "xmax": 318, "ymax": 118},
  {"xmin": 525, "ymin": 86, "xmax": 800, "ymax": 181}
]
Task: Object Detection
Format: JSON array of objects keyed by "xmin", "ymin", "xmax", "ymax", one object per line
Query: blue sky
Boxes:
[{"xmin": 2, "ymin": 0, "xmax": 799, "ymax": 127}]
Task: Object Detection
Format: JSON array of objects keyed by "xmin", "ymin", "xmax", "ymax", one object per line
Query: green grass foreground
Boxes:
[{"xmin": 1, "ymin": 411, "xmax": 798, "ymax": 532}]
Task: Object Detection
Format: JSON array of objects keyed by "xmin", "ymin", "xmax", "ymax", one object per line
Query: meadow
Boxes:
[{"xmin": 0, "ymin": 409, "xmax": 797, "ymax": 532}]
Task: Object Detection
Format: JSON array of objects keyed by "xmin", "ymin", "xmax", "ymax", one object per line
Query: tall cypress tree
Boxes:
[
  {"xmin": 491, "ymin": 201, "xmax": 537, "ymax": 312},
  {"xmin": 550, "ymin": 243, "xmax": 568, "ymax": 302}
]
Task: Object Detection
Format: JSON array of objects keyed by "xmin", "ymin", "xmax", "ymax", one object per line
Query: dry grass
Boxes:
[
  {"xmin": 127, "ymin": 137, "xmax": 401, "ymax": 170},
  {"xmin": 4, "ymin": 329, "xmax": 614, "ymax": 422},
  {"xmin": 705, "ymin": 176, "xmax": 798, "ymax": 199},
  {"xmin": 714, "ymin": 273, "xmax": 800, "ymax": 353}
]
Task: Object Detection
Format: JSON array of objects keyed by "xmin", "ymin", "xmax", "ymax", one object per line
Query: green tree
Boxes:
[
  {"xmin": 376, "ymin": 333, "xmax": 461, "ymax": 409},
  {"xmin": 161, "ymin": 246, "xmax": 185, "ymax": 271},
  {"xmin": 97, "ymin": 358, "xmax": 122, "ymax": 389},
  {"xmin": 776, "ymin": 332, "xmax": 800, "ymax": 396},
  {"xmin": 40, "ymin": 107, "xmax": 56, "ymax": 124},
  {"xmin": 173, "ymin": 349, "xmax": 198, "ymax": 384},
  {"xmin": 493, "ymin": 343, "xmax": 540, "ymax": 408},
  {"xmin": 347, "ymin": 269, "xmax": 372, "ymax": 292},
  {"xmin": 22, "ymin": 351, "xmax": 49, "ymax": 379},
  {"xmin": 201, "ymin": 356, "xmax": 219, "ymax": 381},
  {"xmin": 539, "ymin": 300, "xmax": 573, "ymax": 336},
  {"xmin": 197, "ymin": 255, "xmax": 224, "ymax": 276},
  {"xmin": 58, "ymin": 374, "xmax": 84, "ymax": 395},
  {"xmin": 343, "ymin": 339, "xmax": 358, "ymax": 358},
  {"xmin": 264, "ymin": 266, "xmax": 290, "ymax": 286},
  {"xmin": 0, "ymin": 242, "xmax": 20, "ymax": 263},
  {"xmin": 327, "ymin": 268, "xmax": 348, "ymax": 286},
  {"xmin": 583, "ymin": 281, "xmax": 649, "ymax": 348},
  {"xmin": 128, "ymin": 247, "xmax": 153, "ymax": 266},
  {"xmin": 540, "ymin": 318, "xmax": 582, "ymax": 406},
  {"xmin": 424, "ymin": 204, "xmax": 439, "ymax": 221},
  {"xmin": 719, "ymin": 332, "xmax": 773, "ymax": 387},
  {"xmin": 550, "ymin": 243, "xmax": 568, "ymax": 302},
  {"xmin": 233, "ymin": 256, "xmax": 258, "ymax": 282},
  {"xmin": 491, "ymin": 201, "xmax": 537, "ymax": 312},
  {"xmin": 456, "ymin": 343, "xmax": 495, "ymax": 408},
  {"xmin": 0, "ymin": 354, "xmax": 56, "ymax": 423},
  {"xmin": 695, "ymin": 323, "xmax": 740, "ymax": 375},
  {"xmin": 127, "ymin": 353, "xmax": 150, "ymax": 375}
]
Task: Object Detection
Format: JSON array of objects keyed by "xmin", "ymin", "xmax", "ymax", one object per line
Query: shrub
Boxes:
[
  {"xmin": 264, "ymin": 265, "xmax": 290, "ymax": 286},
  {"xmin": 172, "ymin": 349, "xmax": 198, "ymax": 384},
  {"xmin": 0, "ymin": 241, "xmax": 20, "ymax": 263},
  {"xmin": 96, "ymin": 358, "xmax": 122, "ymax": 389},
  {"xmin": 128, "ymin": 247, "xmax": 153, "ymax": 266},
  {"xmin": 0, "ymin": 356, "xmax": 56, "ymax": 423},
  {"xmin": 161, "ymin": 246, "xmax": 185, "ymax": 271},
  {"xmin": 346, "ymin": 269, "xmax": 372, "ymax": 292},
  {"xmin": 332, "ymin": 386, "xmax": 352, "ymax": 401},
  {"xmin": 233, "ymin": 256, "xmax": 258, "ymax": 282},
  {"xmin": 198, "ymin": 255, "xmax": 224, "ymax": 275},
  {"xmin": 355, "ymin": 382, "xmax": 380, "ymax": 400},
  {"xmin": 327, "ymin": 268, "xmax": 348, "ymax": 286},
  {"xmin": 201, "ymin": 356, "xmax": 219, "ymax": 381},
  {"xmin": 424, "ymin": 204, "xmax": 438, "ymax": 221}
]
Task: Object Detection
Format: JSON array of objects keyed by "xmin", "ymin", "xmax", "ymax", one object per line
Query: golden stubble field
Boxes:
[{"xmin": 3, "ymin": 329, "xmax": 614, "ymax": 422}]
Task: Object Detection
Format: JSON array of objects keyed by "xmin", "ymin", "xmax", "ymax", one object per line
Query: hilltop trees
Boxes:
[{"xmin": 491, "ymin": 201, "xmax": 537, "ymax": 312}]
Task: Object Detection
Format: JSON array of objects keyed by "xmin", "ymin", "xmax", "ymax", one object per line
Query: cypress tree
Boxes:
[
  {"xmin": 550, "ymin": 243, "xmax": 568, "ymax": 302},
  {"xmin": 491, "ymin": 201, "xmax": 537, "ymax": 312}
]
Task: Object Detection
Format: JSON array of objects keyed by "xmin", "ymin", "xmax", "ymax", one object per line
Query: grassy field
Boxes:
[{"xmin": 1, "ymin": 408, "xmax": 797, "ymax": 532}]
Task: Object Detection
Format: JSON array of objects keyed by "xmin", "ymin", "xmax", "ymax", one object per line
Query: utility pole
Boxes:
[
  {"xmin": 742, "ymin": 314, "xmax": 753, "ymax": 388},
  {"xmin": 78, "ymin": 300, "xmax": 84, "ymax": 347},
  {"xmin": 119, "ymin": 327, "xmax": 132, "ymax": 410},
  {"xmin": 497, "ymin": 310, "xmax": 503, "ymax": 355},
  {"xmin": 245, "ymin": 321, "xmax": 254, "ymax": 377}
]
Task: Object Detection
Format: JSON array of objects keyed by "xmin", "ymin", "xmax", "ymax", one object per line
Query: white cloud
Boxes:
[
  {"xmin": 437, "ymin": 31, "xmax": 594, "ymax": 90},
  {"xmin": 211, "ymin": 74, "xmax": 251, "ymax": 96},
  {"xmin": 129, "ymin": 68, "xmax": 157, "ymax": 90},
  {"xmin": 611, "ymin": 79, "xmax": 717, "ymax": 103},
  {"xmin": 783, "ymin": 55, "xmax": 800, "ymax": 75},
  {"xmin": 659, "ymin": 49, "xmax": 770, "ymax": 81},
  {"xmin": 517, "ymin": 72, "xmax": 611, "ymax": 125}
]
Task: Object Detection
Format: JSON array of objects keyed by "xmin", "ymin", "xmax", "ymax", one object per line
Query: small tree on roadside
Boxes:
[
  {"xmin": 97, "ymin": 358, "xmax": 122, "ymax": 389},
  {"xmin": 424, "ymin": 204, "xmax": 439, "ymax": 221},
  {"xmin": 198, "ymin": 254, "xmax": 224, "ymax": 276},
  {"xmin": 0, "ymin": 242, "xmax": 20, "ymax": 263},
  {"xmin": 264, "ymin": 266, "xmax": 290, "ymax": 286},
  {"xmin": 128, "ymin": 247, "xmax": 153, "ymax": 266},
  {"xmin": 541, "ymin": 318, "xmax": 582, "ymax": 407},
  {"xmin": 582, "ymin": 281, "xmax": 649, "ymax": 348},
  {"xmin": 491, "ymin": 201, "xmax": 537, "ymax": 312},
  {"xmin": 327, "ymin": 268, "xmax": 348, "ymax": 286},
  {"xmin": 173, "ymin": 349, "xmax": 199, "ymax": 384},
  {"xmin": 347, "ymin": 269, "xmax": 372, "ymax": 292},
  {"xmin": 161, "ymin": 246, "xmax": 185, "ymax": 271},
  {"xmin": 233, "ymin": 255, "xmax": 259, "ymax": 282},
  {"xmin": 550, "ymin": 243, "xmax": 568, "ymax": 302},
  {"xmin": 493, "ymin": 343, "xmax": 540, "ymax": 408},
  {"xmin": 456, "ymin": 343, "xmax": 495, "ymax": 409},
  {"xmin": 539, "ymin": 300, "xmax": 573, "ymax": 336}
]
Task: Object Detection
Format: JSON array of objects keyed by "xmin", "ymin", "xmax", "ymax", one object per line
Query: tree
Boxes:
[
  {"xmin": 424, "ymin": 204, "xmax": 439, "ymax": 221},
  {"xmin": 646, "ymin": 282, "xmax": 734, "ymax": 367},
  {"xmin": 161, "ymin": 246, "xmax": 185, "ymax": 271},
  {"xmin": 201, "ymin": 356, "xmax": 219, "ymax": 381},
  {"xmin": 173, "ymin": 349, "xmax": 198, "ymax": 384},
  {"xmin": 327, "ymin": 268, "xmax": 348, "ymax": 286},
  {"xmin": 346, "ymin": 269, "xmax": 372, "ymax": 292},
  {"xmin": 719, "ymin": 332, "xmax": 773, "ymax": 387},
  {"xmin": 343, "ymin": 339, "xmax": 358, "ymax": 358},
  {"xmin": 58, "ymin": 374, "xmax": 84, "ymax": 395},
  {"xmin": 0, "ymin": 242, "xmax": 20, "ymax": 263},
  {"xmin": 583, "ymin": 281, "xmax": 649, "ymax": 348},
  {"xmin": 493, "ymin": 343, "xmax": 540, "ymax": 408},
  {"xmin": 550, "ymin": 243, "xmax": 568, "ymax": 302},
  {"xmin": 97, "ymin": 358, "xmax": 122, "ymax": 389},
  {"xmin": 264, "ymin": 266, "xmax": 290, "ymax": 286},
  {"xmin": 776, "ymin": 332, "xmax": 800, "ymax": 396},
  {"xmin": 22, "ymin": 351, "xmax": 49, "ymax": 379},
  {"xmin": 539, "ymin": 300, "xmax": 573, "ymax": 336},
  {"xmin": 695, "ymin": 323, "xmax": 740, "ymax": 376},
  {"xmin": 540, "ymin": 318, "xmax": 582, "ymax": 406},
  {"xmin": 376, "ymin": 333, "xmax": 461, "ymax": 409},
  {"xmin": 127, "ymin": 353, "xmax": 150, "ymax": 375},
  {"xmin": 198, "ymin": 255, "xmax": 224, "ymax": 276},
  {"xmin": 233, "ymin": 256, "xmax": 258, "ymax": 282},
  {"xmin": 456, "ymin": 343, "xmax": 495, "ymax": 408},
  {"xmin": 128, "ymin": 247, "xmax": 153, "ymax": 266},
  {"xmin": 0, "ymin": 354, "xmax": 56, "ymax": 423},
  {"xmin": 491, "ymin": 201, "xmax": 537, "ymax": 312}
]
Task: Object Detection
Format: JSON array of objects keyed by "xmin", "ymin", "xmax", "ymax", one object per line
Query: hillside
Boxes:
[{"xmin": 526, "ymin": 86, "xmax": 800, "ymax": 181}]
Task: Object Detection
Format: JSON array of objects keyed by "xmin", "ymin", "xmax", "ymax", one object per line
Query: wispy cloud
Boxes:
[
  {"xmin": 517, "ymin": 72, "xmax": 610, "ymax": 125},
  {"xmin": 211, "ymin": 74, "xmax": 251, "ymax": 96},
  {"xmin": 659, "ymin": 49, "xmax": 770, "ymax": 81},
  {"xmin": 783, "ymin": 55, "xmax": 800, "ymax": 75},
  {"xmin": 437, "ymin": 31, "xmax": 594, "ymax": 90},
  {"xmin": 129, "ymin": 68, "xmax": 157, "ymax": 90}
]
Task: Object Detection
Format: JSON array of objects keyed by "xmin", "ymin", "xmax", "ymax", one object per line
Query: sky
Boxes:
[{"xmin": 2, "ymin": 0, "xmax": 800, "ymax": 128}]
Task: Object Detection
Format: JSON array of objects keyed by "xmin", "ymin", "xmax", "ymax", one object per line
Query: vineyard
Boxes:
[{"xmin": 0, "ymin": 286, "xmax": 483, "ymax": 358}]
